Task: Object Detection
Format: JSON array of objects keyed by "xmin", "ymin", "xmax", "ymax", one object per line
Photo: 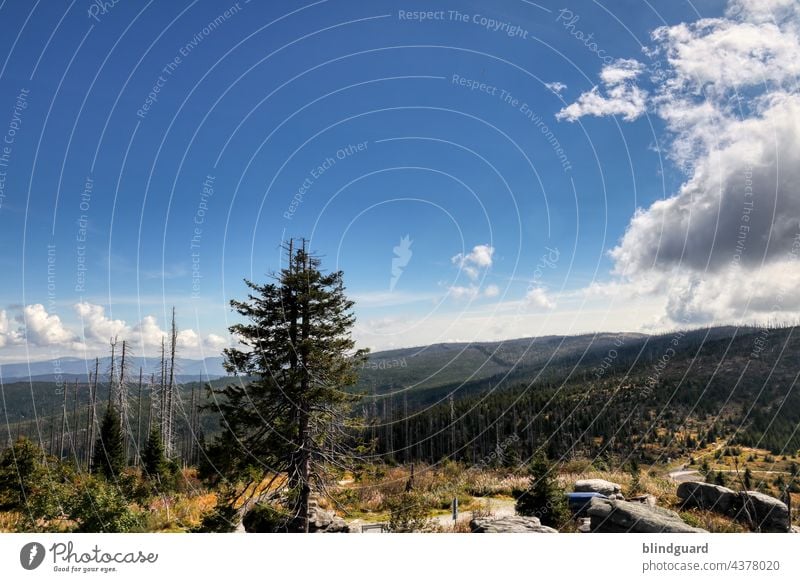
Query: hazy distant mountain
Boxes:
[
  {"xmin": 355, "ymin": 332, "xmax": 649, "ymax": 395},
  {"xmin": 3, "ymin": 325, "xmax": 798, "ymax": 457},
  {"xmin": 0, "ymin": 356, "xmax": 227, "ymax": 382}
]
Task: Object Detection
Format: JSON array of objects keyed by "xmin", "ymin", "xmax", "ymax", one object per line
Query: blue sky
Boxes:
[{"xmin": 2, "ymin": 0, "xmax": 799, "ymax": 361}]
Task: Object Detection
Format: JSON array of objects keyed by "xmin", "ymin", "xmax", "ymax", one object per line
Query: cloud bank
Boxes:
[{"xmin": 560, "ymin": 0, "xmax": 800, "ymax": 325}]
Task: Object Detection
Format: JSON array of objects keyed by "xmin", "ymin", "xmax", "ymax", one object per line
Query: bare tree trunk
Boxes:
[
  {"xmin": 298, "ymin": 409, "xmax": 311, "ymax": 533},
  {"xmin": 86, "ymin": 359, "xmax": 99, "ymax": 471},
  {"xmin": 49, "ymin": 417, "xmax": 56, "ymax": 456},
  {"xmin": 188, "ymin": 382, "xmax": 196, "ymax": 465},
  {"xmin": 160, "ymin": 336, "xmax": 166, "ymax": 442},
  {"xmin": 119, "ymin": 340, "xmax": 129, "ymax": 461},
  {"xmin": 70, "ymin": 378, "xmax": 79, "ymax": 465},
  {"xmin": 166, "ymin": 308, "xmax": 178, "ymax": 457},
  {"xmin": 298, "ymin": 243, "xmax": 311, "ymax": 533},
  {"xmin": 59, "ymin": 381, "xmax": 68, "ymax": 460},
  {"xmin": 109, "ymin": 337, "xmax": 118, "ymax": 406},
  {"xmin": 147, "ymin": 373, "xmax": 155, "ymax": 435},
  {"xmin": 135, "ymin": 367, "xmax": 143, "ymax": 466}
]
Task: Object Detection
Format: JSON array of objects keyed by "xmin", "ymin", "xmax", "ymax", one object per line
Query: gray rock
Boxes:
[
  {"xmin": 628, "ymin": 494, "xmax": 657, "ymax": 507},
  {"xmin": 324, "ymin": 515, "xmax": 350, "ymax": 533},
  {"xmin": 677, "ymin": 482, "xmax": 790, "ymax": 532},
  {"xmin": 677, "ymin": 481, "xmax": 738, "ymax": 514},
  {"xmin": 742, "ymin": 491, "xmax": 790, "ymax": 533},
  {"xmin": 308, "ymin": 505, "xmax": 350, "ymax": 533},
  {"xmin": 574, "ymin": 479, "xmax": 622, "ymax": 496},
  {"xmin": 588, "ymin": 497, "xmax": 706, "ymax": 533},
  {"xmin": 470, "ymin": 516, "xmax": 558, "ymax": 533}
]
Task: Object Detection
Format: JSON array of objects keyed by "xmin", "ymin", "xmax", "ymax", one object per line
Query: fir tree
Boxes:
[
  {"xmin": 92, "ymin": 406, "xmax": 125, "ymax": 479},
  {"xmin": 204, "ymin": 239, "xmax": 368, "ymax": 532},
  {"xmin": 142, "ymin": 427, "xmax": 167, "ymax": 481},
  {"xmin": 515, "ymin": 452, "xmax": 569, "ymax": 528}
]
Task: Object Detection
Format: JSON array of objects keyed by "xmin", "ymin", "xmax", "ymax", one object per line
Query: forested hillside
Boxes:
[
  {"xmin": 364, "ymin": 325, "xmax": 800, "ymax": 463},
  {"xmin": 4, "ymin": 324, "xmax": 798, "ymax": 469}
]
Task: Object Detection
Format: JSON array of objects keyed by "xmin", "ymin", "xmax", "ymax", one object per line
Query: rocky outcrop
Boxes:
[
  {"xmin": 677, "ymin": 481, "xmax": 737, "ymax": 514},
  {"xmin": 241, "ymin": 500, "xmax": 349, "ymax": 533},
  {"xmin": 574, "ymin": 479, "xmax": 622, "ymax": 496},
  {"xmin": 588, "ymin": 497, "xmax": 706, "ymax": 533},
  {"xmin": 677, "ymin": 481, "xmax": 790, "ymax": 533},
  {"xmin": 470, "ymin": 516, "xmax": 558, "ymax": 533},
  {"xmin": 308, "ymin": 502, "xmax": 350, "ymax": 533},
  {"xmin": 742, "ymin": 491, "xmax": 790, "ymax": 533}
]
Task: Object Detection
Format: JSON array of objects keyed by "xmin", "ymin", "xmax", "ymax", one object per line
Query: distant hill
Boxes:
[
  {"xmin": 4, "ymin": 325, "xmax": 798, "ymax": 464},
  {"xmin": 363, "ymin": 325, "xmax": 800, "ymax": 462},
  {"xmin": 0, "ymin": 356, "xmax": 227, "ymax": 383},
  {"xmin": 355, "ymin": 332, "xmax": 648, "ymax": 397}
]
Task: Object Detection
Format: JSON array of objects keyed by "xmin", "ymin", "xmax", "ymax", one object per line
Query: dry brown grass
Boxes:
[
  {"xmin": 679, "ymin": 509, "xmax": 748, "ymax": 533},
  {"xmin": 559, "ymin": 469, "xmax": 677, "ymax": 505},
  {"xmin": 145, "ymin": 492, "xmax": 217, "ymax": 532},
  {"xmin": 0, "ymin": 511, "xmax": 21, "ymax": 532}
]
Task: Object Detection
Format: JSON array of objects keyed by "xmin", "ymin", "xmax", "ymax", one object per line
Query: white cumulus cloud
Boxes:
[
  {"xmin": 451, "ymin": 244, "xmax": 495, "ymax": 280},
  {"xmin": 524, "ymin": 287, "xmax": 556, "ymax": 310},
  {"xmin": 20, "ymin": 304, "xmax": 76, "ymax": 347},
  {"xmin": 557, "ymin": 59, "xmax": 647, "ymax": 122},
  {"xmin": 74, "ymin": 302, "xmax": 130, "ymax": 342},
  {"xmin": 0, "ymin": 309, "xmax": 22, "ymax": 348}
]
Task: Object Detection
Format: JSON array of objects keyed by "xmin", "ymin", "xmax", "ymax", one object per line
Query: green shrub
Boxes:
[
  {"xmin": 67, "ymin": 476, "xmax": 143, "ymax": 533},
  {"xmin": 242, "ymin": 503, "xmax": 289, "ymax": 532},
  {"xmin": 193, "ymin": 503, "xmax": 240, "ymax": 532},
  {"xmin": 0, "ymin": 438, "xmax": 73, "ymax": 531},
  {"xmin": 514, "ymin": 453, "xmax": 569, "ymax": 528},
  {"xmin": 386, "ymin": 491, "xmax": 432, "ymax": 532}
]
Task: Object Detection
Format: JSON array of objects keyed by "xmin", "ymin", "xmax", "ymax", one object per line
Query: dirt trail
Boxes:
[
  {"xmin": 430, "ymin": 497, "xmax": 516, "ymax": 530},
  {"xmin": 348, "ymin": 496, "xmax": 516, "ymax": 532}
]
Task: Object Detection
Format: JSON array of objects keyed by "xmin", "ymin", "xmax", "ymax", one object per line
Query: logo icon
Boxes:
[
  {"xmin": 390, "ymin": 235, "xmax": 413, "ymax": 291},
  {"xmin": 20, "ymin": 542, "xmax": 46, "ymax": 570}
]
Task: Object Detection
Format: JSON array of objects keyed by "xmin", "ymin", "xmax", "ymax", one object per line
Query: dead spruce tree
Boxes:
[{"xmin": 205, "ymin": 239, "xmax": 368, "ymax": 532}]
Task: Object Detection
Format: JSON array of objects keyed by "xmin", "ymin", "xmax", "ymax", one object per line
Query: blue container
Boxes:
[{"xmin": 566, "ymin": 492, "xmax": 608, "ymax": 517}]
